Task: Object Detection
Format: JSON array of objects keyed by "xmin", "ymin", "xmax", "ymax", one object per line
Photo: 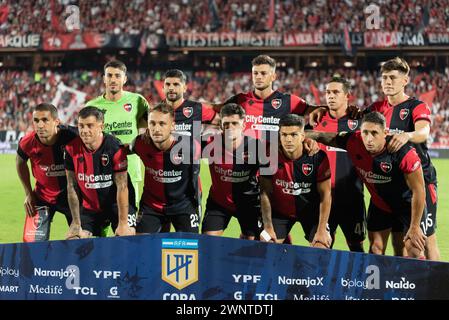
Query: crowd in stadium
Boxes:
[
  {"xmin": 1, "ymin": 0, "xmax": 448, "ymax": 35},
  {"xmin": 1, "ymin": 67, "xmax": 448, "ymax": 145}
]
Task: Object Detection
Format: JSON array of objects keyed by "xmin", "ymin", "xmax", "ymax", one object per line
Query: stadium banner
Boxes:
[
  {"xmin": 42, "ymin": 33, "xmax": 140, "ymax": 51},
  {"xmin": 1, "ymin": 233, "xmax": 449, "ymax": 300},
  {"xmin": 165, "ymin": 32, "xmax": 283, "ymax": 47},
  {"xmin": 283, "ymin": 31, "xmax": 324, "ymax": 46},
  {"xmin": 0, "ymin": 34, "xmax": 41, "ymax": 49},
  {"xmin": 0, "ymin": 130, "xmax": 22, "ymax": 154},
  {"xmin": 364, "ymin": 31, "xmax": 426, "ymax": 48}
]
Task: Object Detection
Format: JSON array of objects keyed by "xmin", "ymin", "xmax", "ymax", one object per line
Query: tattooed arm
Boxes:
[
  {"xmin": 259, "ymin": 176, "xmax": 278, "ymax": 243},
  {"xmin": 304, "ymin": 130, "xmax": 340, "ymax": 148},
  {"xmin": 113, "ymin": 171, "xmax": 135, "ymax": 236},
  {"xmin": 65, "ymin": 170, "xmax": 87, "ymax": 239}
]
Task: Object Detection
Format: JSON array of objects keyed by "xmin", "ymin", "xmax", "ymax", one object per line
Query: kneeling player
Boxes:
[
  {"xmin": 17, "ymin": 103, "xmax": 78, "ymax": 241},
  {"xmin": 202, "ymin": 104, "xmax": 262, "ymax": 239},
  {"xmin": 260, "ymin": 114, "xmax": 332, "ymax": 248},
  {"xmin": 65, "ymin": 107, "xmax": 137, "ymax": 238},
  {"xmin": 130, "ymin": 102, "xmax": 200, "ymax": 233},
  {"xmin": 306, "ymin": 112, "xmax": 427, "ymax": 258}
]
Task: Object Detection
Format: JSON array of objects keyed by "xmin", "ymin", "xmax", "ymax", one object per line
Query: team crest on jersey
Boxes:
[
  {"xmin": 347, "ymin": 119, "xmax": 358, "ymax": 131},
  {"xmin": 171, "ymin": 153, "xmax": 184, "ymax": 165},
  {"xmin": 271, "ymin": 99, "xmax": 282, "ymax": 109},
  {"xmin": 183, "ymin": 107, "xmax": 193, "ymax": 118},
  {"xmin": 399, "ymin": 108, "xmax": 409, "ymax": 120},
  {"xmin": 302, "ymin": 163, "xmax": 313, "ymax": 176},
  {"xmin": 123, "ymin": 103, "xmax": 132, "ymax": 112},
  {"xmin": 101, "ymin": 154, "xmax": 109, "ymax": 166},
  {"xmin": 380, "ymin": 162, "xmax": 392, "ymax": 173}
]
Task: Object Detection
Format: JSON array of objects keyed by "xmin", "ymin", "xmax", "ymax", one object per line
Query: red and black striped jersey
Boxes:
[
  {"xmin": 17, "ymin": 125, "xmax": 78, "ymax": 205},
  {"xmin": 131, "ymin": 135, "xmax": 201, "ymax": 214},
  {"xmin": 262, "ymin": 150, "xmax": 330, "ymax": 219},
  {"xmin": 204, "ymin": 134, "xmax": 260, "ymax": 212},
  {"xmin": 172, "ymin": 99, "xmax": 216, "ymax": 138},
  {"xmin": 225, "ymin": 90, "xmax": 308, "ymax": 140},
  {"xmin": 336, "ymin": 131, "xmax": 422, "ymax": 214},
  {"xmin": 314, "ymin": 113, "xmax": 364, "ymax": 204},
  {"xmin": 64, "ymin": 134, "xmax": 132, "ymax": 212},
  {"xmin": 368, "ymin": 97, "xmax": 436, "ymax": 184}
]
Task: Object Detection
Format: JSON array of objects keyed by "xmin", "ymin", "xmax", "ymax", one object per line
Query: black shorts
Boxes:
[
  {"xmin": 328, "ymin": 199, "xmax": 366, "ymax": 242},
  {"xmin": 201, "ymin": 199, "xmax": 262, "ymax": 237},
  {"xmin": 81, "ymin": 204, "xmax": 137, "ymax": 237},
  {"xmin": 389, "ymin": 183, "xmax": 436, "ymax": 236},
  {"xmin": 136, "ymin": 202, "xmax": 199, "ymax": 234},
  {"xmin": 367, "ymin": 202, "xmax": 427, "ymax": 235},
  {"xmin": 272, "ymin": 210, "xmax": 326, "ymax": 242}
]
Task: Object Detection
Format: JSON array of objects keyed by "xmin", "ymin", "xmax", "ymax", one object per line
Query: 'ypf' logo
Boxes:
[
  {"xmin": 399, "ymin": 109, "xmax": 409, "ymax": 120},
  {"xmin": 380, "ymin": 162, "xmax": 392, "ymax": 173},
  {"xmin": 302, "ymin": 163, "xmax": 313, "ymax": 176},
  {"xmin": 161, "ymin": 239, "xmax": 198, "ymax": 290}
]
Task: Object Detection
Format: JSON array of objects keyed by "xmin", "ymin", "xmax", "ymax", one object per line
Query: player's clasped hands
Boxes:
[
  {"xmin": 260, "ymin": 227, "xmax": 277, "ymax": 243},
  {"xmin": 311, "ymin": 230, "xmax": 332, "ymax": 249},
  {"xmin": 66, "ymin": 224, "xmax": 91, "ymax": 240},
  {"xmin": 114, "ymin": 224, "xmax": 136, "ymax": 237},
  {"xmin": 404, "ymin": 226, "xmax": 427, "ymax": 252}
]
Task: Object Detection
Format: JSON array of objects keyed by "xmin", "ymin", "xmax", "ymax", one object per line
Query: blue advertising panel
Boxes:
[{"xmin": 0, "ymin": 233, "xmax": 448, "ymax": 300}]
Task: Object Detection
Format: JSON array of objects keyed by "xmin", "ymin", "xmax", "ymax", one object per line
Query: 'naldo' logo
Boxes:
[{"xmin": 161, "ymin": 239, "xmax": 198, "ymax": 290}]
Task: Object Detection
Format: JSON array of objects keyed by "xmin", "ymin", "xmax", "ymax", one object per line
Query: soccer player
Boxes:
[
  {"xmin": 221, "ymin": 55, "xmax": 321, "ymax": 142},
  {"xmin": 259, "ymin": 114, "xmax": 332, "ymax": 248},
  {"xmin": 219, "ymin": 55, "xmax": 321, "ymax": 244},
  {"xmin": 85, "ymin": 60, "xmax": 149, "ymax": 202},
  {"xmin": 130, "ymin": 102, "xmax": 200, "ymax": 233},
  {"xmin": 16, "ymin": 103, "xmax": 77, "ymax": 242},
  {"xmin": 202, "ymin": 103, "xmax": 262, "ymax": 240},
  {"xmin": 306, "ymin": 112, "xmax": 427, "ymax": 258},
  {"xmin": 368, "ymin": 57, "xmax": 439, "ymax": 260},
  {"xmin": 314, "ymin": 77, "xmax": 366, "ymax": 252},
  {"xmin": 162, "ymin": 69, "xmax": 219, "ymax": 229},
  {"xmin": 65, "ymin": 107, "xmax": 136, "ymax": 239}
]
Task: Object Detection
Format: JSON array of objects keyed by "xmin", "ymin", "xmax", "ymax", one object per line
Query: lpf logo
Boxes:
[{"xmin": 161, "ymin": 239, "xmax": 198, "ymax": 290}]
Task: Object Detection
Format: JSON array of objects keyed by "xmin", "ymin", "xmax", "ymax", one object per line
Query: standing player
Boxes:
[
  {"xmin": 306, "ymin": 112, "xmax": 427, "ymax": 258},
  {"xmin": 314, "ymin": 77, "xmax": 366, "ymax": 252},
  {"xmin": 260, "ymin": 114, "xmax": 332, "ymax": 248},
  {"xmin": 16, "ymin": 103, "xmax": 77, "ymax": 242},
  {"xmin": 130, "ymin": 102, "xmax": 200, "ymax": 234},
  {"xmin": 85, "ymin": 60, "xmax": 149, "ymax": 203},
  {"xmin": 162, "ymin": 69, "xmax": 219, "ymax": 228},
  {"xmin": 65, "ymin": 107, "xmax": 136, "ymax": 239},
  {"xmin": 368, "ymin": 58, "xmax": 439, "ymax": 260},
  {"xmin": 163, "ymin": 69, "xmax": 219, "ymax": 139},
  {"xmin": 220, "ymin": 55, "xmax": 323, "ymax": 141},
  {"xmin": 202, "ymin": 103, "xmax": 262, "ymax": 240}
]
